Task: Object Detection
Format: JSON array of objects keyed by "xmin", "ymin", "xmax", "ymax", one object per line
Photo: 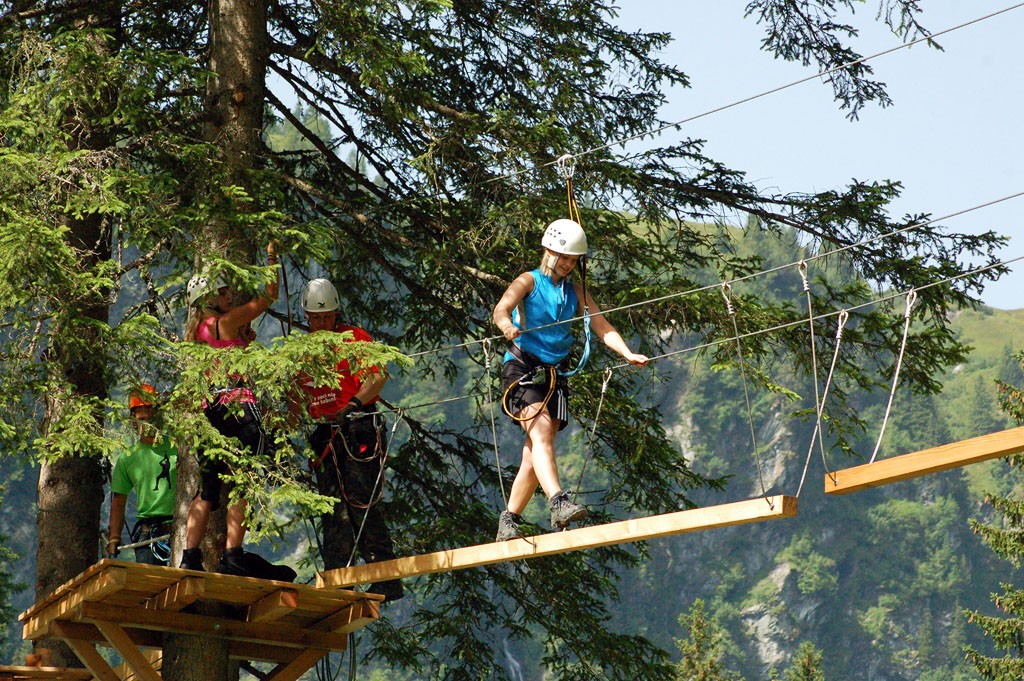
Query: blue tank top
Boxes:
[{"xmin": 504, "ymin": 269, "xmax": 578, "ymax": 365}]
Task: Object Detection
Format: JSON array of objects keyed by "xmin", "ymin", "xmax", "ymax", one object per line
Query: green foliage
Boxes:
[
  {"xmin": 674, "ymin": 599, "xmax": 743, "ymax": 681},
  {"xmin": 784, "ymin": 641, "xmax": 826, "ymax": 681},
  {"xmin": 779, "ymin": 534, "xmax": 838, "ymax": 597}
]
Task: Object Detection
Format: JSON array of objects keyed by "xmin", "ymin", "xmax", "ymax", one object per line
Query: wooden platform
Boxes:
[
  {"xmin": 319, "ymin": 495, "xmax": 797, "ymax": 588},
  {"xmin": 19, "ymin": 560, "xmax": 381, "ymax": 681},
  {"xmin": 825, "ymin": 426, "xmax": 1024, "ymax": 495}
]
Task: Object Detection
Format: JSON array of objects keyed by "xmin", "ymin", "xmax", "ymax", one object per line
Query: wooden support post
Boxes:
[
  {"xmin": 318, "ymin": 495, "xmax": 797, "ymax": 588},
  {"xmin": 825, "ymin": 426, "xmax": 1024, "ymax": 495},
  {"xmin": 115, "ymin": 650, "xmax": 162, "ymax": 681},
  {"xmin": 62, "ymin": 638, "xmax": 120, "ymax": 681},
  {"xmin": 263, "ymin": 648, "xmax": 329, "ymax": 681},
  {"xmin": 94, "ymin": 621, "xmax": 162, "ymax": 681}
]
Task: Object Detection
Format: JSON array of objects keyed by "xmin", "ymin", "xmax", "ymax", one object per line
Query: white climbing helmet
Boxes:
[
  {"xmin": 186, "ymin": 272, "xmax": 227, "ymax": 307},
  {"xmin": 541, "ymin": 219, "xmax": 588, "ymax": 256},
  {"xmin": 302, "ymin": 278, "xmax": 340, "ymax": 313}
]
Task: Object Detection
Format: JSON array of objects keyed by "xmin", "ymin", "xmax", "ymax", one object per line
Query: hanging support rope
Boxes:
[
  {"xmin": 572, "ymin": 367, "xmax": 614, "ymax": 505},
  {"xmin": 868, "ymin": 290, "xmax": 918, "ymax": 464},
  {"xmin": 796, "ymin": 309, "xmax": 850, "ymax": 496},
  {"xmin": 482, "ymin": 339, "xmax": 509, "ymax": 505},
  {"xmin": 721, "ymin": 283, "xmax": 772, "ymax": 507},
  {"xmin": 321, "ymin": 408, "xmax": 405, "ymax": 570},
  {"xmin": 794, "ymin": 262, "xmax": 822, "ymax": 496}
]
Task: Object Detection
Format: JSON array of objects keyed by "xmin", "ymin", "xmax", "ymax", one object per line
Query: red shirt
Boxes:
[{"xmin": 297, "ymin": 324, "xmax": 381, "ymax": 419}]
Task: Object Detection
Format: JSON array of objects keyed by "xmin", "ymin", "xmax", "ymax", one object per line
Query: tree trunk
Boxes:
[
  {"xmin": 164, "ymin": 1, "xmax": 267, "ymax": 678},
  {"xmin": 33, "ymin": 5, "xmax": 120, "ymax": 668}
]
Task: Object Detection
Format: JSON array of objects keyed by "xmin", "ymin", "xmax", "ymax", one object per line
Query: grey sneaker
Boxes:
[
  {"xmin": 549, "ymin": 490, "xmax": 588, "ymax": 530},
  {"xmin": 496, "ymin": 510, "xmax": 524, "ymax": 541}
]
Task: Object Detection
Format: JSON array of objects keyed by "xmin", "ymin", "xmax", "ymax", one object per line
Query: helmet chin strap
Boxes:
[{"xmin": 545, "ymin": 252, "xmax": 561, "ymax": 271}]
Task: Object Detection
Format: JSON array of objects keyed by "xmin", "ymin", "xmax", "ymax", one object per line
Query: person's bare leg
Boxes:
[{"xmin": 185, "ymin": 496, "xmax": 212, "ymax": 549}]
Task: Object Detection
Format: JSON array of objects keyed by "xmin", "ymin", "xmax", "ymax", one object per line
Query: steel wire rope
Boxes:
[
  {"xmin": 381, "ymin": 253, "xmax": 1024, "ymax": 425},
  {"xmin": 721, "ymin": 283, "xmax": 772, "ymax": 504},
  {"xmin": 274, "ymin": 3, "xmax": 1024, "ymax": 214},
  {"xmin": 603, "ymin": 253, "xmax": 1024, "ymax": 371},
  {"xmin": 400, "ymin": 188, "xmax": 1024, "ymax": 363},
  {"xmin": 466, "ymin": 2, "xmax": 1024, "ymax": 189}
]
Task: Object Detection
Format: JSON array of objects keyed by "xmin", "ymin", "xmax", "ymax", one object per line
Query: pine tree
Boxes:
[
  {"xmin": 674, "ymin": 599, "xmax": 743, "ymax": 681},
  {"xmin": 965, "ymin": 492, "xmax": 1024, "ymax": 679},
  {"xmin": 784, "ymin": 641, "xmax": 826, "ymax": 681}
]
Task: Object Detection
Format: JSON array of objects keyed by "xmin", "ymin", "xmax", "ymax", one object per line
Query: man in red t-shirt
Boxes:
[{"xmin": 295, "ymin": 278, "xmax": 403, "ymax": 602}]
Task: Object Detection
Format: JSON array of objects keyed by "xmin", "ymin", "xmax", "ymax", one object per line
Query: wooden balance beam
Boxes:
[
  {"xmin": 318, "ymin": 494, "xmax": 797, "ymax": 588},
  {"xmin": 825, "ymin": 425, "xmax": 1024, "ymax": 495}
]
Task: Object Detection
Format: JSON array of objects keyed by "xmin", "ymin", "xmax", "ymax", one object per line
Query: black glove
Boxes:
[{"xmin": 334, "ymin": 397, "xmax": 362, "ymax": 426}]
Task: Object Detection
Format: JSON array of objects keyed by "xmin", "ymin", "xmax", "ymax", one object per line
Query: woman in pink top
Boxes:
[{"xmin": 179, "ymin": 243, "xmax": 280, "ymax": 575}]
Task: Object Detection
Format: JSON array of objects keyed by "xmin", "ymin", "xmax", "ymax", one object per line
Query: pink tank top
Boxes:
[
  {"xmin": 195, "ymin": 316, "xmax": 254, "ymax": 405},
  {"xmin": 195, "ymin": 316, "xmax": 248, "ymax": 349}
]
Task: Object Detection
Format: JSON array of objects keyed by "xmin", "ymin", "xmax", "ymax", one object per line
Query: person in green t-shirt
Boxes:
[{"xmin": 106, "ymin": 384, "xmax": 177, "ymax": 565}]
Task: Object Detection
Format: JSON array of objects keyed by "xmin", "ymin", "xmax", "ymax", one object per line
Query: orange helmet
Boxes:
[{"xmin": 128, "ymin": 384, "xmax": 157, "ymax": 411}]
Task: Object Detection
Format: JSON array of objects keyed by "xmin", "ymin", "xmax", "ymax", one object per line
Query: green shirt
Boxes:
[{"xmin": 110, "ymin": 439, "xmax": 177, "ymax": 519}]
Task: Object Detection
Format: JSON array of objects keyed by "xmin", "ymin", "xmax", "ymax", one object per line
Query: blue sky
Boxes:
[{"xmin": 614, "ymin": 1, "xmax": 1023, "ymax": 309}]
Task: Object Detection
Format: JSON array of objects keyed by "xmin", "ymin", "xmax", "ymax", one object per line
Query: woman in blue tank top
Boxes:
[{"xmin": 492, "ymin": 219, "xmax": 649, "ymax": 542}]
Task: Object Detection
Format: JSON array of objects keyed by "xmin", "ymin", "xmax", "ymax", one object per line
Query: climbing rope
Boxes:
[
  {"xmin": 721, "ymin": 283, "xmax": 771, "ymax": 504},
  {"xmin": 572, "ymin": 367, "xmax": 614, "ymax": 505},
  {"xmin": 482, "ymin": 338, "xmax": 509, "ymax": 505},
  {"xmin": 347, "ymin": 409, "xmax": 405, "ymax": 568},
  {"xmin": 554, "ymin": 151, "xmax": 592, "ymax": 379},
  {"xmin": 868, "ymin": 290, "xmax": 918, "ymax": 464}
]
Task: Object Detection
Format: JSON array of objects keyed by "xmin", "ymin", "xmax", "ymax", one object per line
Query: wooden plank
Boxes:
[
  {"xmin": 229, "ymin": 641, "xmax": 306, "ymax": 664},
  {"xmin": 145, "ymin": 575, "xmax": 205, "ymax": 612},
  {"xmin": 94, "ymin": 621, "xmax": 162, "ymax": 681},
  {"xmin": 50, "ymin": 620, "xmax": 162, "ymax": 649},
  {"xmin": 76, "ymin": 601, "xmax": 352, "ymax": 651},
  {"xmin": 22, "ymin": 566, "xmax": 129, "ymax": 640},
  {"xmin": 63, "ymin": 638, "xmax": 120, "ymax": 681},
  {"xmin": 310, "ymin": 599, "xmax": 379, "ymax": 634},
  {"xmin": 247, "ymin": 588, "xmax": 299, "ymax": 623},
  {"xmin": 318, "ymin": 495, "xmax": 798, "ymax": 588},
  {"xmin": 0, "ymin": 667, "xmax": 93, "ymax": 680},
  {"xmin": 825, "ymin": 426, "xmax": 1024, "ymax": 495},
  {"xmin": 20, "ymin": 561, "xmax": 115, "ymax": 621},
  {"xmin": 264, "ymin": 648, "xmax": 329, "ymax": 681}
]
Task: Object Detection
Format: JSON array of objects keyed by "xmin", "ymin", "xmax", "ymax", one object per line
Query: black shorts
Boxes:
[
  {"xmin": 198, "ymin": 400, "xmax": 270, "ymax": 510},
  {"xmin": 501, "ymin": 357, "xmax": 570, "ymax": 431}
]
